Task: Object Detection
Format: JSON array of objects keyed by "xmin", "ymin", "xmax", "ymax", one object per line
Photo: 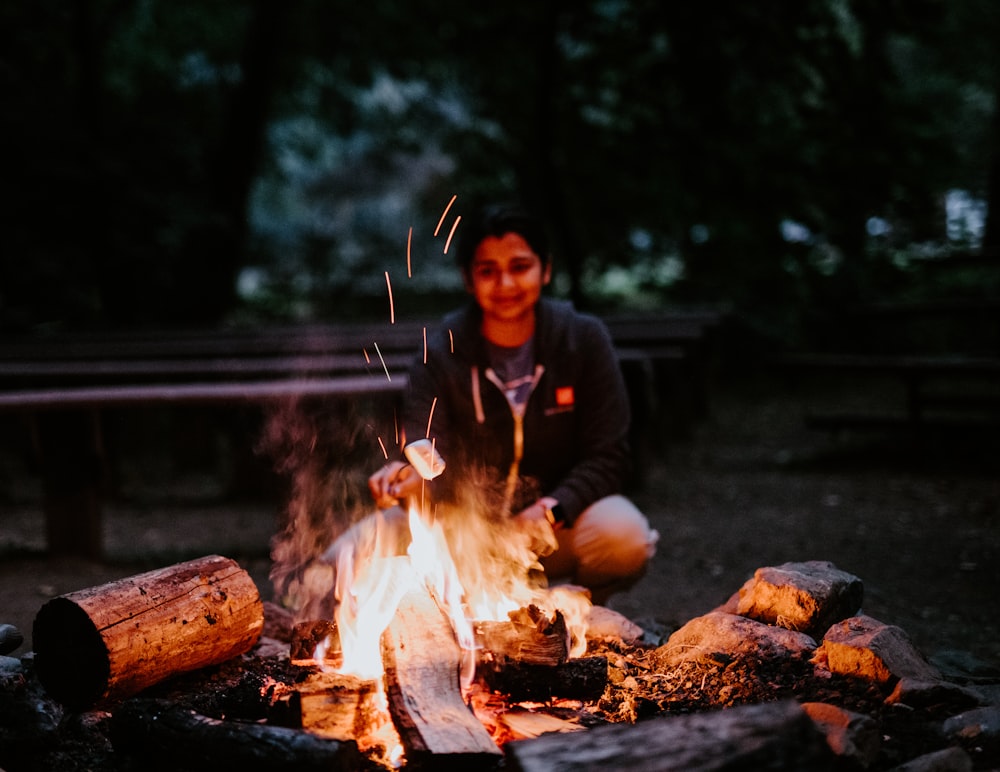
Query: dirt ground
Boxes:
[{"xmin": 2, "ymin": 372, "xmax": 998, "ymax": 673}]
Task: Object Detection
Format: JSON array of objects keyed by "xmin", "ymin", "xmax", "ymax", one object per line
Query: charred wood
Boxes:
[
  {"xmin": 290, "ymin": 619, "xmax": 339, "ymax": 663},
  {"xmin": 479, "ymin": 656, "xmax": 608, "ymax": 703},
  {"xmin": 505, "ymin": 699, "xmax": 837, "ymax": 772},
  {"xmin": 111, "ymin": 697, "xmax": 362, "ymax": 772}
]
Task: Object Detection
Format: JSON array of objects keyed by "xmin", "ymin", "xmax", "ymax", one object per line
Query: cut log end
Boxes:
[{"xmin": 32, "ymin": 597, "xmax": 110, "ymax": 709}]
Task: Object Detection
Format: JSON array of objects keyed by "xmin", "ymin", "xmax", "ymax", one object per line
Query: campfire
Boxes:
[
  {"xmin": 276, "ymin": 489, "xmax": 601, "ymax": 767},
  {"xmin": 15, "ymin": 544, "xmax": 996, "ymax": 771}
]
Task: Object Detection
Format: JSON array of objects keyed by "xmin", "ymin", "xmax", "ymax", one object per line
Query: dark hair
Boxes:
[{"xmin": 453, "ymin": 204, "xmax": 550, "ymax": 274}]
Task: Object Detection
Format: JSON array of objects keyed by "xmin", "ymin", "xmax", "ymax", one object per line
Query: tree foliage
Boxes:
[{"xmin": 1, "ymin": 0, "xmax": 995, "ymax": 345}]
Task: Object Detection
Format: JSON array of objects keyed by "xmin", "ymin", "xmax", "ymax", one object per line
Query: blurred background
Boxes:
[
  {"xmin": 0, "ymin": 1, "xmax": 998, "ymax": 668},
  {"xmin": 1, "ymin": 0, "xmax": 996, "ymax": 350}
]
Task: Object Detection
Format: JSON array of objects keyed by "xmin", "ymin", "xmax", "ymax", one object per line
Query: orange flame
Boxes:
[{"xmin": 325, "ymin": 495, "xmax": 592, "ymax": 685}]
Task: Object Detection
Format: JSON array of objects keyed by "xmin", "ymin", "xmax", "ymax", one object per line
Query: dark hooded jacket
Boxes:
[{"xmin": 400, "ymin": 298, "xmax": 632, "ymax": 525}]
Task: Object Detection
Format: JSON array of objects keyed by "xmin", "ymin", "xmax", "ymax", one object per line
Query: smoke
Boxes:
[{"xmin": 256, "ymin": 395, "xmax": 395, "ymax": 620}]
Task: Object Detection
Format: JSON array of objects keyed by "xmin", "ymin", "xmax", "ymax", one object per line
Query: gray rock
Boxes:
[
  {"xmin": 888, "ymin": 745, "xmax": 973, "ymax": 771},
  {"xmin": 820, "ymin": 615, "xmax": 940, "ymax": 685},
  {"xmin": 942, "ymin": 705, "xmax": 1000, "ymax": 756},
  {"xmin": 734, "ymin": 561, "xmax": 864, "ymax": 639},
  {"xmin": 0, "ymin": 624, "xmax": 24, "ymax": 656},
  {"xmin": 654, "ymin": 610, "xmax": 816, "ymax": 669},
  {"xmin": 802, "ymin": 701, "xmax": 880, "ymax": 767}
]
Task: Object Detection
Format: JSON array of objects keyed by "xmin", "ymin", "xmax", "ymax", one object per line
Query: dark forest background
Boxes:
[{"xmin": 2, "ymin": 0, "xmax": 998, "ymax": 355}]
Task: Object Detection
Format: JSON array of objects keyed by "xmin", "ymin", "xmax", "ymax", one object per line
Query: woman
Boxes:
[{"xmin": 369, "ymin": 203, "xmax": 657, "ymax": 604}]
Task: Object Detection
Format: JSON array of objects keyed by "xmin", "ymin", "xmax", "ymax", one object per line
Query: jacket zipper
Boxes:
[{"xmin": 472, "ymin": 364, "xmax": 545, "ymax": 514}]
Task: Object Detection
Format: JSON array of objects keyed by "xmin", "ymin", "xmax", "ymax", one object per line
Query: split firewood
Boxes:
[
  {"xmin": 478, "ymin": 655, "xmax": 608, "ymax": 703},
  {"xmin": 292, "ymin": 668, "xmax": 385, "ymax": 743},
  {"xmin": 111, "ymin": 697, "xmax": 362, "ymax": 772},
  {"xmin": 474, "ymin": 605, "xmax": 570, "ymax": 667},
  {"xmin": 499, "ymin": 709, "xmax": 586, "ymax": 740},
  {"xmin": 32, "ymin": 554, "xmax": 263, "ymax": 708},
  {"xmin": 290, "ymin": 619, "xmax": 339, "ymax": 664},
  {"xmin": 381, "ymin": 585, "xmax": 502, "ymax": 763}
]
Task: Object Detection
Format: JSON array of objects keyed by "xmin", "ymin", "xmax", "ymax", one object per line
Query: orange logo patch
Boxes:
[{"xmin": 555, "ymin": 386, "xmax": 575, "ymax": 406}]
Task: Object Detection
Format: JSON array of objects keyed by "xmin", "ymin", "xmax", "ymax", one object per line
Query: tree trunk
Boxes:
[{"xmin": 33, "ymin": 555, "xmax": 263, "ymax": 709}]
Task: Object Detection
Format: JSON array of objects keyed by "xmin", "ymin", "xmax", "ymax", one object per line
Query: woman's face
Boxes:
[{"xmin": 465, "ymin": 232, "xmax": 551, "ymax": 326}]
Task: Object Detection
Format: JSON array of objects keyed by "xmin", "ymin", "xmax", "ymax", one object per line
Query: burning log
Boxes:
[
  {"xmin": 381, "ymin": 586, "xmax": 503, "ymax": 764},
  {"xmin": 32, "ymin": 554, "xmax": 263, "ymax": 709},
  {"xmin": 293, "ymin": 669, "xmax": 385, "ymax": 743},
  {"xmin": 290, "ymin": 619, "xmax": 339, "ymax": 663},
  {"xmin": 478, "ymin": 655, "xmax": 608, "ymax": 704},
  {"xmin": 474, "ymin": 605, "xmax": 569, "ymax": 666},
  {"xmin": 111, "ymin": 697, "xmax": 362, "ymax": 772},
  {"xmin": 474, "ymin": 605, "xmax": 607, "ymax": 702}
]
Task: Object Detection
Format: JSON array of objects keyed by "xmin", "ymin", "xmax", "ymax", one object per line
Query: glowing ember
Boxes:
[{"xmin": 406, "ymin": 226, "xmax": 413, "ymax": 278}]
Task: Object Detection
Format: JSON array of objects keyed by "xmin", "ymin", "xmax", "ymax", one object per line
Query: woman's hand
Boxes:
[
  {"xmin": 512, "ymin": 498, "xmax": 560, "ymax": 556},
  {"xmin": 368, "ymin": 461, "xmax": 420, "ymax": 509}
]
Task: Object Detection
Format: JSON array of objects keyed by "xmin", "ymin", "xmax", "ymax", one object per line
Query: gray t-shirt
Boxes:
[{"xmin": 487, "ymin": 339, "xmax": 535, "ymax": 413}]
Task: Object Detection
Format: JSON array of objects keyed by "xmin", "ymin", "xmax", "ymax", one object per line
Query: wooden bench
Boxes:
[
  {"xmin": 0, "ymin": 310, "xmax": 723, "ymax": 558},
  {"xmin": 771, "ymin": 352, "xmax": 1000, "ymax": 433}
]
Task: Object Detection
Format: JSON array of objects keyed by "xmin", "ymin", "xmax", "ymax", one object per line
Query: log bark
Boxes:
[
  {"xmin": 504, "ymin": 699, "xmax": 837, "ymax": 772},
  {"xmin": 33, "ymin": 554, "xmax": 263, "ymax": 708},
  {"xmin": 381, "ymin": 586, "xmax": 502, "ymax": 764},
  {"xmin": 111, "ymin": 697, "xmax": 362, "ymax": 772}
]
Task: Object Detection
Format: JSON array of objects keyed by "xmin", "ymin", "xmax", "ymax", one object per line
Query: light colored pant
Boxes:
[{"xmin": 541, "ymin": 494, "xmax": 659, "ymax": 604}]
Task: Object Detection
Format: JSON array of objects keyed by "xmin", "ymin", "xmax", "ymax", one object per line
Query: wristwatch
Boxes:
[{"xmin": 540, "ymin": 498, "xmax": 564, "ymax": 525}]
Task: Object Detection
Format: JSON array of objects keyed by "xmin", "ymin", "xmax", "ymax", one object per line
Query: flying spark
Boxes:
[
  {"xmin": 377, "ymin": 436, "xmax": 389, "ymax": 459},
  {"xmin": 385, "ymin": 271, "xmax": 395, "ymax": 324},
  {"xmin": 443, "ymin": 215, "xmax": 461, "ymax": 255},
  {"xmin": 406, "ymin": 226, "xmax": 413, "ymax": 278},
  {"xmin": 434, "ymin": 194, "xmax": 457, "ymax": 237},
  {"xmin": 423, "ymin": 326, "xmax": 427, "ymax": 364}
]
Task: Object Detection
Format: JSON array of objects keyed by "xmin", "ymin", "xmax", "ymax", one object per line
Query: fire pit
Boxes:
[{"xmin": 4, "ymin": 555, "xmax": 997, "ymax": 770}]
